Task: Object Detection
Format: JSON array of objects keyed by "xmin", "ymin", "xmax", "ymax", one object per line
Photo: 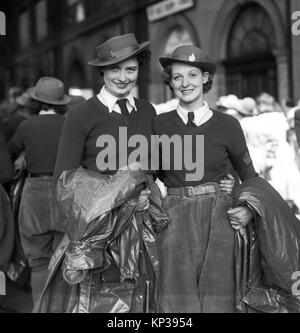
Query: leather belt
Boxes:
[
  {"xmin": 167, "ymin": 184, "xmax": 218, "ymax": 197},
  {"xmin": 28, "ymin": 173, "xmax": 53, "ymax": 178}
]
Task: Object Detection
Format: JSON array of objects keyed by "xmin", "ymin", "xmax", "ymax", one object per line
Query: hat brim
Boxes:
[
  {"xmin": 28, "ymin": 87, "xmax": 71, "ymax": 105},
  {"xmin": 159, "ymin": 57, "xmax": 216, "ymax": 75},
  {"xmin": 88, "ymin": 41, "xmax": 150, "ymax": 67}
]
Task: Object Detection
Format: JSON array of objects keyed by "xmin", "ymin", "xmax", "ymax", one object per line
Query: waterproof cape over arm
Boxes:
[
  {"xmin": 55, "ymin": 166, "xmax": 147, "ymax": 272},
  {"xmin": 234, "ymin": 177, "xmax": 300, "ymax": 312},
  {"xmin": 34, "ymin": 168, "xmax": 170, "ymax": 313}
]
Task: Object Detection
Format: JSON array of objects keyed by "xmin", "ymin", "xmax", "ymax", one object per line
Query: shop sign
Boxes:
[
  {"xmin": 0, "ymin": 11, "xmax": 6, "ymax": 35},
  {"xmin": 147, "ymin": 0, "xmax": 194, "ymax": 22}
]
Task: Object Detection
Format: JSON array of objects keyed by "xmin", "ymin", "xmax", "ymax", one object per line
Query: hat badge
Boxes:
[
  {"xmin": 110, "ymin": 51, "xmax": 117, "ymax": 59},
  {"xmin": 189, "ymin": 53, "xmax": 196, "ymax": 62}
]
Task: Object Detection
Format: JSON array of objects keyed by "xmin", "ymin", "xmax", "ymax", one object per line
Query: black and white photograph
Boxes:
[{"xmin": 0, "ymin": 0, "xmax": 300, "ymax": 317}]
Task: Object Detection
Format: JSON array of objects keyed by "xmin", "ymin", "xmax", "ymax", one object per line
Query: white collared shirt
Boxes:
[
  {"xmin": 176, "ymin": 101, "xmax": 213, "ymax": 126},
  {"xmin": 97, "ymin": 86, "xmax": 137, "ymax": 114},
  {"xmin": 39, "ymin": 109, "xmax": 56, "ymax": 115}
]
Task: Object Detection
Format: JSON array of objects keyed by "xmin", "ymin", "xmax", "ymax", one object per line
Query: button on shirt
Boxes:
[
  {"xmin": 177, "ymin": 101, "xmax": 213, "ymax": 127},
  {"xmin": 97, "ymin": 86, "xmax": 137, "ymax": 114}
]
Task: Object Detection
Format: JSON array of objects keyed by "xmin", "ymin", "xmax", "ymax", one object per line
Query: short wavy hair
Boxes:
[
  {"xmin": 162, "ymin": 63, "xmax": 214, "ymax": 94},
  {"xmin": 27, "ymin": 99, "xmax": 68, "ymax": 115}
]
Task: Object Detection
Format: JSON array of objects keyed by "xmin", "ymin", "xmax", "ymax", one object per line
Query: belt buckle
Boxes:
[{"xmin": 185, "ymin": 186, "xmax": 194, "ymax": 197}]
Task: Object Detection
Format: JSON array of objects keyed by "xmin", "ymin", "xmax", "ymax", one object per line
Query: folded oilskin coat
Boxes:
[
  {"xmin": 234, "ymin": 177, "xmax": 300, "ymax": 312},
  {"xmin": 34, "ymin": 167, "xmax": 170, "ymax": 313}
]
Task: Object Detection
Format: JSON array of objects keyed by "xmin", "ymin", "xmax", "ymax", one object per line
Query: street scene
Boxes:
[{"xmin": 0, "ymin": 0, "xmax": 300, "ymax": 314}]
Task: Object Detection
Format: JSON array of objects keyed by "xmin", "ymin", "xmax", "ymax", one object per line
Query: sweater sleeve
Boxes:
[
  {"xmin": 227, "ymin": 117, "xmax": 258, "ymax": 181},
  {"xmin": 54, "ymin": 109, "xmax": 87, "ymax": 180},
  {"xmin": 0, "ymin": 125, "xmax": 13, "ymax": 184}
]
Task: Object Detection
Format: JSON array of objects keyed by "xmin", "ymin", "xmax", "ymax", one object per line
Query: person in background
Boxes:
[
  {"xmin": 254, "ymin": 93, "xmax": 300, "ymax": 212},
  {"xmin": 9, "ymin": 77, "xmax": 70, "ymax": 306},
  {"xmin": 0, "ymin": 119, "xmax": 14, "ymax": 307},
  {"xmin": 4, "ymin": 89, "xmax": 32, "ymax": 143}
]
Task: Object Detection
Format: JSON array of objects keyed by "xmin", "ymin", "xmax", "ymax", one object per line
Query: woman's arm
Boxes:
[{"xmin": 227, "ymin": 118, "xmax": 258, "ymax": 229}]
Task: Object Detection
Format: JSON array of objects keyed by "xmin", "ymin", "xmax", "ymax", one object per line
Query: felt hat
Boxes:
[
  {"xmin": 159, "ymin": 45, "xmax": 216, "ymax": 75},
  {"xmin": 28, "ymin": 77, "xmax": 71, "ymax": 105},
  {"xmin": 236, "ymin": 97, "xmax": 257, "ymax": 116},
  {"xmin": 88, "ymin": 33, "xmax": 150, "ymax": 67}
]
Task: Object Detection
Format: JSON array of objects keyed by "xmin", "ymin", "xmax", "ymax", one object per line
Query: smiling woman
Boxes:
[
  {"xmin": 36, "ymin": 33, "xmax": 163, "ymax": 313},
  {"xmin": 101, "ymin": 58, "xmax": 139, "ymax": 99},
  {"xmin": 153, "ymin": 45, "xmax": 258, "ymax": 313}
]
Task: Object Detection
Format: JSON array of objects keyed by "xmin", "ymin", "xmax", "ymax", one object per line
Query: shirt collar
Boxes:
[
  {"xmin": 39, "ymin": 110, "xmax": 56, "ymax": 115},
  {"xmin": 176, "ymin": 101, "xmax": 212, "ymax": 126},
  {"xmin": 97, "ymin": 86, "xmax": 137, "ymax": 114}
]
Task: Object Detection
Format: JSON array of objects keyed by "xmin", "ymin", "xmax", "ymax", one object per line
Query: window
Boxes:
[
  {"xmin": 163, "ymin": 26, "xmax": 194, "ymax": 57},
  {"xmin": 224, "ymin": 4, "xmax": 277, "ymax": 99},
  {"xmin": 68, "ymin": 0, "xmax": 86, "ymax": 24},
  {"xmin": 35, "ymin": 0, "xmax": 48, "ymax": 41},
  {"xmin": 19, "ymin": 10, "xmax": 30, "ymax": 49},
  {"xmin": 227, "ymin": 5, "xmax": 276, "ymax": 58}
]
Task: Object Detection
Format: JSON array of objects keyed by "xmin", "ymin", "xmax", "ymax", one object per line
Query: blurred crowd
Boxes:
[
  {"xmin": 215, "ymin": 93, "xmax": 300, "ymax": 215},
  {"xmin": 1, "ymin": 79, "xmax": 300, "ymax": 312}
]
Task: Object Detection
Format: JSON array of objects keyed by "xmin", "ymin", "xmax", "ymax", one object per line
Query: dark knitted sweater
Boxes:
[
  {"xmin": 54, "ymin": 96, "xmax": 156, "ymax": 179},
  {"xmin": 153, "ymin": 110, "xmax": 258, "ymax": 187},
  {"xmin": 9, "ymin": 114, "xmax": 65, "ymax": 174}
]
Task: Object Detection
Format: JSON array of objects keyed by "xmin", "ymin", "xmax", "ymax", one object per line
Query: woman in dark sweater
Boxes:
[
  {"xmin": 9, "ymin": 77, "xmax": 70, "ymax": 306},
  {"xmin": 154, "ymin": 45, "xmax": 258, "ymax": 312},
  {"xmin": 52, "ymin": 34, "xmax": 162, "ymax": 313}
]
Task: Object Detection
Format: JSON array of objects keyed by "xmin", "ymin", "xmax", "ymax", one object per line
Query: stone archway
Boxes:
[
  {"xmin": 224, "ymin": 3, "xmax": 277, "ymax": 99},
  {"xmin": 210, "ymin": 0, "xmax": 287, "ymax": 100}
]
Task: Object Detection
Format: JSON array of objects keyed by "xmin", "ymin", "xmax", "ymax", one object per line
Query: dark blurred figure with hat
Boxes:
[
  {"xmin": 0, "ymin": 117, "xmax": 15, "ymax": 311},
  {"xmin": 9, "ymin": 77, "xmax": 71, "ymax": 307}
]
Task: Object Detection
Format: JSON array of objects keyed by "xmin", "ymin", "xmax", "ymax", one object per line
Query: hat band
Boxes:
[
  {"xmin": 36, "ymin": 91, "xmax": 63, "ymax": 102},
  {"xmin": 97, "ymin": 44, "xmax": 140, "ymax": 63}
]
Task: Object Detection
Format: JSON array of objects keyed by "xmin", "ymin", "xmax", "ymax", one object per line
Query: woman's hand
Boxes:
[
  {"xmin": 220, "ymin": 173, "xmax": 235, "ymax": 194},
  {"xmin": 227, "ymin": 206, "xmax": 254, "ymax": 231},
  {"xmin": 136, "ymin": 189, "xmax": 151, "ymax": 211}
]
